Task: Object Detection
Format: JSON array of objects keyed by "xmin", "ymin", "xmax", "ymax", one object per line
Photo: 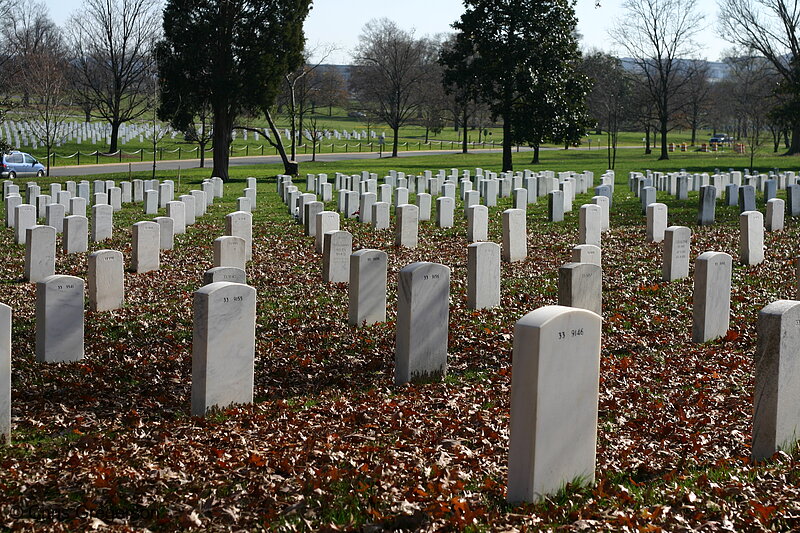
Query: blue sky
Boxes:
[{"xmin": 47, "ymin": 0, "xmax": 728, "ymax": 63}]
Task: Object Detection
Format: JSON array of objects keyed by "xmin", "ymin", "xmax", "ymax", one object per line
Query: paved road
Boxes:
[{"xmin": 48, "ymin": 145, "xmax": 632, "ymax": 178}]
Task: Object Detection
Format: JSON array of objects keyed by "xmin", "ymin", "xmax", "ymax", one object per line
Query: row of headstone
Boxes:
[
  {"xmin": 2, "ymin": 119, "xmax": 179, "ymax": 149},
  {"xmin": 0, "ymin": 174, "xmax": 264, "ymax": 450},
  {"xmin": 12, "ymin": 168, "xmax": 800, "ymax": 515},
  {"xmin": 507, "ymin": 246, "xmax": 800, "ymax": 503},
  {"xmin": 301, "ymin": 167, "xmax": 606, "ymax": 221},
  {"xmin": 630, "ymin": 169, "xmax": 797, "ymax": 227},
  {"xmin": 631, "ymin": 168, "xmax": 799, "ymax": 200},
  {"xmin": 281, "ymin": 172, "xmax": 611, "ymax": 404},
  {"xmin": 137, "ymin": 169, "xmax": 800, "ymax": 510},
  {"xmin": 3, "ymin": 174, "xmax": 237, "ymax": 392}
]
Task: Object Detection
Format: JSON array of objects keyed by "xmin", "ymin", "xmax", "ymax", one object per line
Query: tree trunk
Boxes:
[
  {"xmin": 212, "ymin": 109, "xmax": 232, "ymax": 180},
  {"xmin": 391, "ymin": 125, "xmax": 399, "ymax": 157},
  {"xmin": 289, "ymin": 83, "xmax": 297, "ymax": 162},
  {"xmin": 298, "ymin": 111, "xmax": 304, "ymax": 145},
  {"xmin": 265, "ymin": 110, "xmax": 298, "ymax": 175},
  {"xmin": 788, "ymin": 123, "xmax": 800, "ymax": 155},
  {"xmin": 462, "ymin": 105, "xmax": 469, "ymax": 154},
  {"xmin": 109, "ymin": 121, "xmax": 121, "ymax": 153},
  {"xmin": 659, "ymin": 116, "xmax": 669, "ymax": 160},
  {"xmin": 645, "ymin": 127, "xmax": 652, "ymax": 155},
  {"xmin": 502, "ymin": 118, "xmax": 513, "ymax": 172},
  {"xmin": 691, "ymin": 124, "xmax": 696, "ymax": 146},
  {"xmin": 152, "ymin": 138, "xmax": 158, "ymax": 180},
  {"xmin": 611, "ymin": 132, "xmax": 618, "ymax": 169},
  {"xmin": 45, "ymin": 145, "xmax": 51, "ymax": 177},
  {"xmin": 530, "ymin": 143, "xmax": 540, "ymax": 164},
  {"xmin": 199, "ymin": 141, "xmax": 206, "ymax": 168}
]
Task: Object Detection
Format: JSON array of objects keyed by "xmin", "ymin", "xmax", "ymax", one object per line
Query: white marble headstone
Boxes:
[
  {"xmin": 753, "ymin": 300, "xmax": 800, "ymax": 460},
  {"xmin": 24, "ymin": 225, "xmax": 55, "ymax": 282},
  {"xmin": 35, "ymin": 275, "xmax": 84, "ymax": 363},
  {"xmin": 191, "ymin": 282, "xmax": 257, "ymax": 416},
  {"xmin": 348, "ymin": 249, "xmax": 387, "ymax": 326},
  {"xmin": 0, "ymin": 303, "xmax": 9, "ymax": 442},
  {"xmin": 132, "ymin": 221, "xmax": 161, "ymax": 273},
  {"xmin": 88, "ymin": 250, "xmax": 124, "ymax": 312},
  {"xmin": 467, "ymin": 242, "xmax": 501, "ymax": 309},
  {"xmin": 507, "ymin": 305, "xmax": 601, "ymax": 503},
  {"xmin": 692, "ymin": 251, "xmax": 732, "ymax": 342},
  {"xmin": 395, "ymin": 262, "xmax": 450, "ymax": 385}
]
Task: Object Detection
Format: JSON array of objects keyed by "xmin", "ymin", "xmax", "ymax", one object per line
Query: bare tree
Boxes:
[
  {"xmin": 441, "ymin": 34, "xmax": 478, "ymax": 153},
  {"xmin": 356, "ymin": 109, "xmax": 378, "ymax": 140},
  {"xmin": 281, "ymin": 46, "xmax": 335, "ymax": 161},
  {"xmin": 307, "ymin": 114, "xmax": 324, "ymax": 162},
  {"xmin": 726, "ymin": 53, "xmax": 779, "ymax": 165},
  {"xmin": 720, "ymin": 0, "xmax": 800, "ymax": 154},
  {"xmin": 181, "ymin": 104, "xmax": 213, "ymax": 168},
  {"xmin": 680, "ymin": 60, "xmax": 711, "ymax": 145},
  {"xmin": 67, "ymin": 0, "xmax": 159, "ymax": 153},
  {"xmin": 705, "ymin": 75, "xmax": 734, "ymax": 136},
  {"xmin": 149, "ymin": 72, "xmax": 169, "ymax": 179},
  {"xmin": 581, "ymin": 50, "xmax": 632, "ymax": 168},
  {"xmin": 350, "ymin": 18, "xmax": 432, "ymax": 157},
  {"xmin": 612, "ymin": 0, "xmax": 704, "ymax": 160},
  {"xmin": 315, "ymin": 68, "xmax": 348, "ymax": 116},
  {"xmin": 417, "ymin": 60, "xmax": 448, "ymax": 144},
  {"xmin": 630, "ymin": 75, "xmax": 659, "ymax": 154},
  {"xmin": 21, "ymin": 48, "xmax": 70, "ymax": 176},
  {"xmin": 447, "ymin": 94, "xmax": 479, "ymax": 152},
  {"xmin": 1, "ymin": 0, "xmax": 61, "ymax": 100}
]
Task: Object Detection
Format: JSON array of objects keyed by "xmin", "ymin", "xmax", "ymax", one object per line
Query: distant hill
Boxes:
[
  {"xmin": 620, "ymin": 58, "xmax": 731, "ymax": 81},
  {"xmin": 317, "ymin": 64, "xmax": 351, "ymax": 83}
]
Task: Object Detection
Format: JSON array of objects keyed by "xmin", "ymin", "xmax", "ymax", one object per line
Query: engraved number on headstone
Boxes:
[{"xmin": 557, "ymin": 328, "xmax": 584, "ymax": 340}]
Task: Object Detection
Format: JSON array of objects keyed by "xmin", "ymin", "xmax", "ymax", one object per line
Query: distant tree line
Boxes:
[{"xmin": 586, "ymin": 0, "xmax": 799, "ymax": 168}]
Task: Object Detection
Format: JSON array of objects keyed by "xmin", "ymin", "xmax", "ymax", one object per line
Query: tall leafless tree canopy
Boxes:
[
  {"xmin": 280, "ymin": 46, "xmax": 335, "ymax": 161},
  {"xmin": 315, "ymin": 68, "xmax": 348, "ymax": 116},
  {"xmin": 720, "ymin": 0, "xmax": 800, "ymax": 154},
  {"xmin": 731, "ymin": 54, "xmax": 777, "ymax": 164},
  {"xmin": 677, "ymin": 59, "xmax": 711, "ymax": 146},
  {"xmin": 21, "ymin": 47, "xmax": 71, "ymax": 176},
  {"xmin": 68, "ymin": 0, "xmax": 160, "ymax": 153},
  {"xmin": 350, "ymin": 18, "xmax": 435, "ymax": 157},
  {"xmin": 581, "ymin": 50, "xmax": 632, "ymax": 168},
  {"xmin": 612, "ymin": 0, "xmax": 704, "ymax": 160},
  {"xmin": 1, "ymin": 0, "xmax": 61, "ymax": 70}
]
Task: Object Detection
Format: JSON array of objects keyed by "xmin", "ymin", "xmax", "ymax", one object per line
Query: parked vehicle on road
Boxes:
[
  {"xmin": 709, "ymin": 133, "xmax": 732, "ymax": 144},
  {"xmin": 0, "ymin": 151, "xmax": 45, "ymax": 179}
]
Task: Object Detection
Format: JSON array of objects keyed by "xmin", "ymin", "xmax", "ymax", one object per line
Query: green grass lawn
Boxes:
[
  {"xmin": 49, "ymin": 143, "xmax": 797, "ymax": 188},
  {"xmin": 1, "ymin": 147, "xmax": 800, "ymax": 529},
  {"xmin": 7, "ymin": 103, "xmax": 785, "ymax": 169}
]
